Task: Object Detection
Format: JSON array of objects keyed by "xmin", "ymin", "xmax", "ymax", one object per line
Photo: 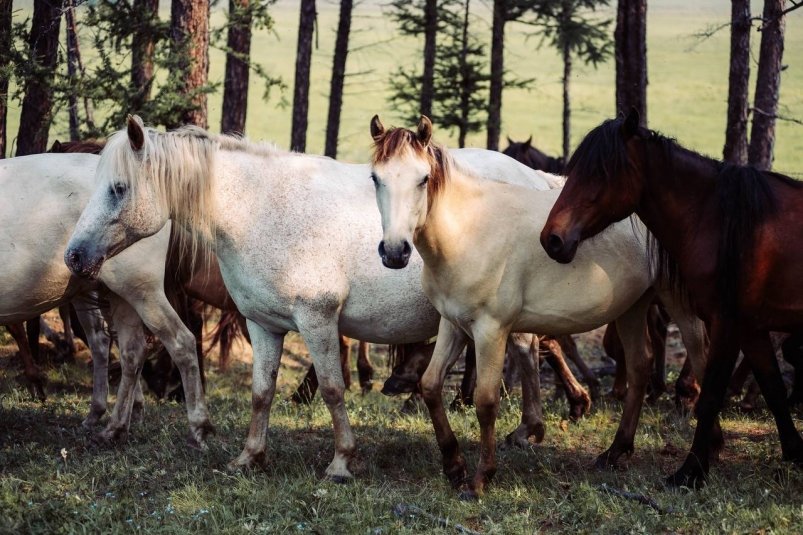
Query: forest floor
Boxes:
[{"xmin": 1, "ymin": 321, "xmax": 802, "ymax": 534}]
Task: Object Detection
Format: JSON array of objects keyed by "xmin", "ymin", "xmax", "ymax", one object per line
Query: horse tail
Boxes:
[
  {"xmin": 717, "ymin": 164, "xmax": 776, "ymax": 316},
  {"xmin": 207, "ymin": 309, "xmax": 246, "ymax": 370}
]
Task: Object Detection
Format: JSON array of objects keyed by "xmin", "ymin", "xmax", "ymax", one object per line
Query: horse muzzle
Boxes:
[
  {"xmin": 381, "ymin": 375, "xmax": 418, "ymax": 396},
  {"xmin": 540, "ymin": 230, "xmax": 580, "ymax": 264},
  {"xmin": 64, "ymin": 246, "xmax": 105, "ymax": 280},
  {"xmin": 378, "ymin": 239, "xmax": 412, "ymax": 269}
]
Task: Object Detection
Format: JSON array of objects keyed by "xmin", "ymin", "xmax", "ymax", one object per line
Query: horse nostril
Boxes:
[
  {"xmin": 547, "ymin": 233, "xmax": 564, "ymax": 253},
  {"xmin": 67, "ymin": 249, "xmax": 83, "ymax": 268},
  {"xmin": 378, "ymin": 241, "xmax": 386, "ymax": 257},
  {"xmin": 402, "ymin": 241, "xmax": 412, "ymax": 256}
]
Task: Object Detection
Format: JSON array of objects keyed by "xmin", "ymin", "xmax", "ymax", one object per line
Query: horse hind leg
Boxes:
[
  {"xmin": 556, "ymin": 334, "xmax": 601, "ymax": 400},
  {"xmin": 504, "ymin": 333, "xmax": 545, "ymax": 448},
  {"xmin": 356, "ymin": 341, "xmax": 373, "ymax": 394},
  {"xmin": 594, "ymin": 291, "xmax": 653, "ymax": 470},
  {"xmin": 228, "ymin": 321, "xmax": 285, "ymax": 471},
  {"xmin": 782, "ymin": 333, "xmax": 803, "ymax": 405},
  {"xmin": 602, "ymin": 324, "xmax": 628, "ymax": 400},
  {"xmin": 542, "ymin": 336, "xmax": 591, "ymax": 421},
  {"xmin": 7, "ymin": 322, "xmax": 46, "ymax": 401},
  {"xmin": 450, "ymin": 342, "xmax": 476, "ymax": 410},
  {"xmin": 645, "ymin": 304, "xmax": 669, "ymax": 404}
]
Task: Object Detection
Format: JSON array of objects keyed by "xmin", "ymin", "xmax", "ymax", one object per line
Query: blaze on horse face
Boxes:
[{"xmin": 65, "ymin": 116, "xmax": 170, "ymax": 279}]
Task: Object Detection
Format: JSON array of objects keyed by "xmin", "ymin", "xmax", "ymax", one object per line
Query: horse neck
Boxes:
[
  {"xmin": 416, "ymin": 166, "xmax": 480, "ymax": 266},
  {"xmin": 635, "ymin": 144, "xmax": 718, "ymax": 258}
]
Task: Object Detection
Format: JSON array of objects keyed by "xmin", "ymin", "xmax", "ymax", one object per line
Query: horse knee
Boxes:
[
  {"xmin": 318, "ymin": 380, "xmax": 345, "ymax": 405},
  {"xmin": 474, "ymin": 392, "xmax": 499, "ymax": 424}
]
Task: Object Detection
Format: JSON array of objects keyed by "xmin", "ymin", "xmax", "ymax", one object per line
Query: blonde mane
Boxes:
[
  {"xmin": 100, "ymin": 125, "xmax": 284, "ymax": 269},
  {"xmin": 371, "ymin": 127, "xmax": 455, "ymax": 208}
]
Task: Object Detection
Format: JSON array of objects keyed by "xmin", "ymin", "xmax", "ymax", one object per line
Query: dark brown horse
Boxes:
[
  {"xmin": 541, "ymin": 110, "xmax": 803, "ymax": 488},
  {"xmin": 502, "ymin": 136, "xmax": 565, "ymax": 174}
]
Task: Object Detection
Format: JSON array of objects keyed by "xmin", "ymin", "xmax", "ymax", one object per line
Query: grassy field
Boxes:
[
  {"xmin": 4, "ymin": 0, "xmax": 803, "ymax": 175},
  {"xmin": 2, "ymin": 330, "xmax": 803, "ymax": 534}
]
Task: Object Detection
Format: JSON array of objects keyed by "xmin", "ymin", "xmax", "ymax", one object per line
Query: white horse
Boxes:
[
  {"xmin": 368, "ymin": 116, "xmax": 708, "ymax": 499},
  {"xmin": 0, "ymin": 153, "xmax": 211, "ymax": 445},
  {"xmin": 64, "ymin": 116, "xmax": 577, "ymax": 481}
]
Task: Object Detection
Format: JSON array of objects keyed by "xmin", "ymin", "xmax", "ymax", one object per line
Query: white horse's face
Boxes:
[
  {"xmin": 65, "ymin": 119, "xmax": 168, "ymax": 279},
  {"xmin": 371, "ymin": 150, "xmax": 430, "ymax": 269}
]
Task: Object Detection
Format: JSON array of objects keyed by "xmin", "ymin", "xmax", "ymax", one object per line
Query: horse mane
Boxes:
[{"xmin": 371, "ymin": 126, "xmax": 454, "ymax": 209}]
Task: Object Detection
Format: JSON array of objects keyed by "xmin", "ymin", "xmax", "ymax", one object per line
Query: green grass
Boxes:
[
  {"xmin": 4, "ymin": 0, "xmax": 803, "ymax": 174},
  {"xmin": 2, "ymin": 334, "xmax": 803, "ymax": 534}
]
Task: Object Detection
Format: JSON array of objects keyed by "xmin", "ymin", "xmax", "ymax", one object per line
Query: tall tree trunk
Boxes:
[
  {"xmin": 171, "ymin": 0, "xmax": 209, "ymax": 128},
  {"xmin": 290, "ymin": 0, "xmax": 315, "ymax": 152},
  {"xmin": 748, "ymin": 0, "xmax": 786, "ymax": 171},
  {"xmin": 0, "ymin": 0, "xmax": 12, "ymax": 158},
  {"xmin": 614, "ymin": 0, "xmax": 647, "ymax": 127},
  {"xmin": 65, "ymin": 0, "xmax": 81, "ymax": 140},
  {"xmin": 131, "ymin": 0, "xmax": 159, "ymax": 114},
  {"xmin": 421, "ymin": 0, "xmax": 436, "ymax": 118},
  {"xmin": 324, "ymin": 0, "xmax": 352, "ymax": 158},
  {"xmin": 723, "ymin": 0, "xmax": 751, "ymax": 165},
  {"xmin": 16, "ymin": 0, "xmax": 62, "ymax": 156},
  {"xmin": 487, "ymin": 0, "xmax": 505, "ymax": 150},
  {"xmin": 562, "ymin": 39, "xmax": 571, "ymax": 162},
  {"xmin": 221, "ymin": 0, "xmax": 253, "ymax": 135},
  {"xmin": 457, "ymin": 0, "xmax": 470, "ymax": 149}
]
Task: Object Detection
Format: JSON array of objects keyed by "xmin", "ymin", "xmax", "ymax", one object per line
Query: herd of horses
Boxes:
[{"xmin": 2, "ymin": 109, "xmax": 802, "ymax": 499}]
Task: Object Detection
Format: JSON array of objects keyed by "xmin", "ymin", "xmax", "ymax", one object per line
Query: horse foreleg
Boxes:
[
  {"xmin": 73, "ymin": 297, "xmax": 112, "ymax": 428},
  {"xmin": 58, "ymin": 305, "xmax": 77, "ymax": 361},
  {"xmin": 504, "ymin": 333, "xmax": 545, "ymax": 448},
  {"xmin": 666, "ymin": 317, "xmax": 739, "ymax": 489},
  {"xmin": 421, "ymin": 317, "xmax": 469, "ymax": 490},
  {"xmin": 339, "ymin": 336, "xmax": 352, "ymax": 391},
  {"xmin": 356, "ymin": 341, "xmax": 373, "ymax": 394},
  {"xmin": 555, "ymin": 334, "xmax": 600, "ymax": 399},
  {"xmin": 782, "ymin": 332, "xmax": 803, "ymax": 405},
  {"xmin": 298, "ymin": 316, "xmax": 356, "ymax": 482},
  {"xmin": 541, "ymin": 336, "xmax": 591, "ymax": 421},
  {"xmin": 229, "ymin": 322, "xmax": 285, "ymax": 470},
  {"xmin": 26, "ymin": 317, "xmax": 41, "ymax": 364},
  {"xmin": 464, "ymin": 318, "xmax": 508, "ymax": 500},
  {"xmin": 646, "ymin": 304, "xmax": 669, "ymax": 404},
  {"xmin": 124, "ymin": 293, "xmax": 213, "ymax": 448},
  {"xmin": 595, "ymin": 291, "xmax": 653, "ymax": 470},
  {"xmin": 7, "ymin": 322, "xmax": 46, "ymax": 401},
  {"xmin": 602, "ymin": 324, "xmax": 628, "ymax": 400}
]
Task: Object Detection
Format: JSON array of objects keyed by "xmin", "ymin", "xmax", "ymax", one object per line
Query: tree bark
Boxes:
[
  {"xmin": 562, "ymin": 39, "xmax": 572, "ymax": 162},
  {"xmin": 614, "ymin": 0, "xmax": 647, "ymax": 127},
  {"xmin": 324, "ymin": 0, "xmax": 352, "ymax": 158},
  {"xmin": 723, "ymin": 0, "xmax": 751, "ymax": 165},
  {"xmin": 421, "ymin": 0, "xmax": 436, "ymax": 119},
  {"xmin": 221, "ymin": 0, "xmax": 252, "ymax": 135},
  {"xmin": 16, "ymin": 0, "xmax": 62, "ymax": 156},
  {"xmin": 748, "ymin": 0, "xmax": 786, "ymax": 171},
  {"xmin": 131, "ymin": 0, "xmax": 159, "ymax": 114},
  {"xmin": 487, "ymin": 0, "xmax": 505, "ymax": 150},
  {"xmin": 171, "ymin": 0, "xmax": 209, "ymax": 128},
  {"xmin": 0, "ymin": 0, "xmax": 12, "ymax": 158},
  {"xmin": 65, "ymin": 0, "xmax": 82, "ymax": 140},
  {"xmin": 290, "ymin": 0, "xmax": 316, "ymax": 152},
  {"xmin": 457, "ymin": 0, "xmax": 470, "ymax": 148}
]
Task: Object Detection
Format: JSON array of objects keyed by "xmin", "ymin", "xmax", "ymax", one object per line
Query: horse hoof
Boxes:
[
  {"xmin": 326, "ymin": 474, "xmax": 352, "ymax": 485},
  {"xmin": 91, "ymin": 429, "xmax": 125, "ymax": 448},
  {"xmin": 186, "ymin": 434, "xmax": 208, "ymax": 451},
  {"xmin": 227, "ymin": 452, "xmax": 267, "ymax": 472},
  {"xmin": 593, "ymin": 453, "xmax": 622, "ymax": 471},
  {"xmin": 457, "ymin": 488, "xmax": 479, "ymax": 501},
  {"xmin": 665, "ymin": 467, "xmax": 706, "ymax": 490}
]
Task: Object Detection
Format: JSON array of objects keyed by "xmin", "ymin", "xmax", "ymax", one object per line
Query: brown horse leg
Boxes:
[
  {"xmin": 58, "ymin": 305, "xmax": 77, "ymax": 361},
  {"xmin": 674, "ymin": 357, "xmax": 700, "ymax": 412},
  {"xmin": 556, "ymin": 334, "xmax": 601, "ymax": 399},
  {"xmin": 356, "ymin": 341, "xmax": 373, "ymax": 394},
  {"xmin": 646, "ymin": 304, "xmax": 669, "ymax": 404},
  {"xmin": 595, "ymin": 292, "xmax": 652, "ymax": 470},
  {"xmin": 339, "ymin": 336, "xmax": 352, "ymax": 391},
  {"xmin": 666, "ymin": 318, "xmax": 740, "ymax": 488},
  {"xmin": 542, "ymin": 336, "xmax": 591, "ymax": 421},
  {"xmin": 450, "ymin": 342, "xmax": 476, "ymax": 410},
  {"xmin": 603, "ymin": 324, "xmax": 628, "ymax": 400},
  {"xmin": 291, "ymin": 365, "xmax": 320, "ymax": 404},
  {"xmin": 421, "ymin": 318, "xmax": 469, "ymax": 491},
  {"xmin": 504, "ymin": 334, "xmax": 545, "ymax": 448},
  {"xmin": 783, "ymin": 333, "xmax": 803, "ymax": 405},
  {"xmin": 26, "ymin": 317, "xmax": 42, "ymax": 363},
  {"xmin": 727, "ymin": 356, "xmax": 752, "ymax": 398},
  {"xmin": 8, "ymin": 323, "xmax": 46, "ymax": 401}
]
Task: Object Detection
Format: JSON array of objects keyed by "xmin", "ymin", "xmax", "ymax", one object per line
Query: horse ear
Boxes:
[
  {"xmin": 417, "ymin": 116, "xmax": 432, "ymax": 145},
  {"xmin": 50, "ymin": 140, "xmax": 61, "ymax": 152},
  {"xmin": 506, "ymin": 136, "xmax": 513, "ymax": 145},
  {"xmin": 127, "ymin": 114, "xmax": 145, "ymax": 152},
  {"xmin": 370, "ymin": 115, "xmax": 385, "ymax": 141},
  {"xmin": 622, "ymin": 108, "xmax": 640, "ymax": 138},
  {"xmin": 524, "ymin": 135, "xmax": 532, "ymax": 147}
]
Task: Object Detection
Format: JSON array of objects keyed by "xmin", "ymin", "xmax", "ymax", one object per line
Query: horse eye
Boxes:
[
  {"xmin": 419, "ymin": 175, "xmax": 430, "ymax": 187},
  {"xmin": 110, "ymin": 182, "xmax": 127, "ymax": 197},
  {"xmin": 370, "ymin": 173, "xmax": 379, "ymax": 186}
]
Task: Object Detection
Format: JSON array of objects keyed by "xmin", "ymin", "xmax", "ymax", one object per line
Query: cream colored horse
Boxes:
[
  {"xmin": 64, "ymin": 117, "xmax": 575, "ymax": 482},
  {"xmin": 368, "ymin": 116, "xmax": 707, "ymax": 499}
]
